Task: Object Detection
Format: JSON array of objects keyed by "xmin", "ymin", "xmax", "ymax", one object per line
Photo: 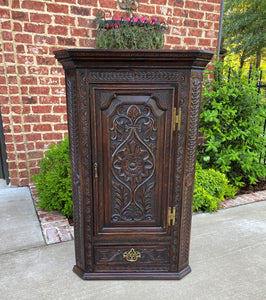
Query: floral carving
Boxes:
[{"xmin": 111, "ymin": 104, "xmax": 157, "ymax": 222}]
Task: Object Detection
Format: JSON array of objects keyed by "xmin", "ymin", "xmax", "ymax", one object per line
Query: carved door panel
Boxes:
[{"xmin": 90, "ymin": 85, "xmax": 178, "ymax": 271}]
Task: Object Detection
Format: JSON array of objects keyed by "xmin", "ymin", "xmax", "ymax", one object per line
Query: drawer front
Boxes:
[{"xmin": 94, "ymin": 245, "xmax": 170, "ymax": 272}]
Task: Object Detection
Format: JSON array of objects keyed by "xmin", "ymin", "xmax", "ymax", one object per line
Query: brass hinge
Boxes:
[
  {"xmin": 173, "ymin": 107, "xmax": 182, "ymax": 131},
  {"xmin": 94, "ymin": 162, "xmax": 98, "ymax": 178},
  {"xmin": 168, "ymin": 207, "xmax": 176, "ymax": 226}
]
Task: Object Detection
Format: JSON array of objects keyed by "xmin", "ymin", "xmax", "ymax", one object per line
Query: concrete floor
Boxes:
[{"xmin": 0, "ymin": 186, "xmax": 265, "ymax": 300}]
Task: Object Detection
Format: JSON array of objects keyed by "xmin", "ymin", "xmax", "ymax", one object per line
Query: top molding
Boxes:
[{"xmin": 54, "ymin": 49, "xmax": 214, "ymax": 70}]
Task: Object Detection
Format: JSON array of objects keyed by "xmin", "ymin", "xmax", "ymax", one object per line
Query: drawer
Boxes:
[{"xmin": 94, "ymin": 245, "xmax": 170, "ymax": 272}]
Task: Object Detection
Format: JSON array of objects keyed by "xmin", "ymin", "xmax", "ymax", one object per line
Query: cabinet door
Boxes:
[{"xmin": 91, "ymin": 85, "xmax": 177, "ymax": 271}]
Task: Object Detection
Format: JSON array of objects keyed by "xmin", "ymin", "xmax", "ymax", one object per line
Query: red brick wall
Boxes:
[{"xmin": 0, "ymin": 0, "xmax": 221, "ymax": 186}]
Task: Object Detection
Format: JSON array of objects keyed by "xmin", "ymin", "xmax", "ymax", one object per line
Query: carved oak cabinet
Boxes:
[{"xmin": 54, "ymin": 49, "xmax": 213, "ymax": 280}]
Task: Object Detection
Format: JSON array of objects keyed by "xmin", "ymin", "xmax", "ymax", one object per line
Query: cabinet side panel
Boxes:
[
  {"xmin": 66, "ymin": 70, "xmax": 85, "ymax": 269},
  {"xmin": 78, "ymin": 71, "xmax": 94, "ymax": 272},
  {"xmin": 178, "ymin": 70, "xmax": 203, "ymax": 271}
]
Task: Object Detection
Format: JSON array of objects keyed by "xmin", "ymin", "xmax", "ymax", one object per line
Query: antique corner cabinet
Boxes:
[{"xmin": 54, "ymin": 49, "xmax": 213, "ymax": 280}]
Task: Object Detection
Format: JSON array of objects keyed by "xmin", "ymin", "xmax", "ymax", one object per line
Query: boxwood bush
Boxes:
[
  {"xmin": 32, "ymin": 137, "xmax": 73, "ymax": 218},
  {"xmin": 193, "ymin": 163, "xmax": 238, "ymax": 213}
]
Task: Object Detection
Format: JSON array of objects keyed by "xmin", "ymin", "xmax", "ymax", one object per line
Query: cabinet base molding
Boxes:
[{"xmin": 73, "ymin": 265, "xmax": 191, "ymax": 280}]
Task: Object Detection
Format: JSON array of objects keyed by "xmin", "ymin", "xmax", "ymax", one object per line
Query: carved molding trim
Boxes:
[
  {"xmin": 179, "ymin": 71, "xmax": 203, "ymax": 270},
  {"xmin": 87, "ymin": 71, "xmax": 186, "ymax": 82},
  {"xmin": 66, "ymin": 71, "xmax": 84, "ymax": 268}
]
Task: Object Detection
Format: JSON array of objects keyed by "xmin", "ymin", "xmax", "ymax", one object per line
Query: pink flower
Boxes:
[
  {"xmin": 133, "ymin": 17, "xmax": 139, "ymax": 22},
  {"xmin": 140, "ymin": 17, "xmax": 147, "ymax": 22}
]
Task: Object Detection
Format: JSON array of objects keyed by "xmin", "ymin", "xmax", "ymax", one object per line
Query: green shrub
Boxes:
[
  {"xmin": 32, "ymin": 137, "xmax": 73, "ymax": 218},
  {"xmin": 96, "ymin": 24, "xmax": 164, "ymax": 49},
  {"xmin": 198, "ymin": 59, "xmax": 266, "ymax": 186},
  {"xmin": 193, "ymin": 163, "xmax": 238, "ymax": 213}
]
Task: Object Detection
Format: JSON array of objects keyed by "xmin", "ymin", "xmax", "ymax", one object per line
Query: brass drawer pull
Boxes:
[{"xmin": 123, "ymin": 248, "xmax": 141, "ymax": 262}]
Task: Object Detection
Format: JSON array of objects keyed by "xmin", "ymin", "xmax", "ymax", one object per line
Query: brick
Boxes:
[
  {"xmin": 9, "ymin": 86, "xmax": 19, "ymax": 94},
  {"xmin": 13, "ymin": 22, "xmax": 22, "ymax": 32},
  {"xmin": 198, "ymin": 39, "xmax": 211, "ymax": 47},
  {"xmin": 39, "ymin": 95, "xmax": 60, "ymax": 104},
  {"xmin": 43, "ymin": 132, "xmax": 63, "ymax": 141},
  {"xmin": 15, "ymin": 33, "xmax": 32, "ymax": 43},
  {"xmin": 28, "ymin": 66, "xmax": 49, "ymax": 75},
  {"xmin": 206, "ymin": 30, "xmax": 217, "ymax": 38},
  {"xmin": 98, "ymin": 0, "xmax": 117, "ymax": 9},
  {"xmin": 21, "ymin": 77, "xmax": 37, "ymax": 86},
  {"xmin": 32, "ymin": 106, "xmax": 52, "ymax": 114},
  {"xmin": 201, "ymin": 3, "xmax": 215, "ymax": 12},
  {"xmin": 54, "ymin": 124, "xmax": 68, "ymax": 131},
  {"xmin": 11, "ymin": 106, "xmax": 21, "ymax": 114},
  {"xmin": 11, "ymin": 0, "xmax": 20, "ymax": 9},
  {"xmin": 36, "ymin": 56, "xmax": 56, "ymax": 65},
  {"xmin": 138, "ymin": 4, "xmax": 155, "ymax": 14},
  {"xmin": 34, "ymin": 35, "xmax": 56, "ymax": 45},
  {"xmin": 17, "ymin": 55, "xmax": 34, "ymax": 65},
  {"xmin": 1, "ymin": 20, "xmax": 11, "ymax": 29},
  {"xmin": 0, "ymin": 0, "xmax": 9, "ymax": 6},
  {"xmin": 70, "ymin": 28, "xmax": 90, "ymax": 37},
  {"xmin": 78, "ymin": 0, "xmax": 97, "ymax": 5},
  {"xmin": 57, "ymin": 37, "xmax": 76, "ymax": 46},
  {"xmin": 3, "ymin": 42, "xmax": 13, "ymax": 52},
  {"xmin": 55, "ymin": 15, "xmax": 75, "ymax": 26},
  {"xmin": 14, "ymin": 135, "xmax": 24, "ymax": 143},
  {"xmin": 26, "ymin": 133, "xmax": 42, "ymax": 142},
  {"xmin": 168, "ymin": 0, "xmax": 184, "ymax": 7},
  {"xmin": 156, "ymin": 6, "xmax": 173, "ymax": 16},
  {"xmin": 12, "ymin": 115, "xmax": 21, "ymax": 123},
  {"xmin": 150, "ymin": 0, "xmax": 167, "ymax": 4},
  {"xmin": 29, "ymin": 87, "xmax": 50, "ymax": 95},
  {"xmin": 7, "ymin": 66, "xmax": 16, "ymax": 74},
  {"xmin": 27, "ymin": 45, "xmax": 48, "ymax": 55},
  {"xmin": 199, "ymin": 21, "xmax": 213, "ymax": 30},
  {"xmin": 48, "ymin": 26, "xmax": 68, "ymax": 36},
  {"xmin": 30, "ymin": 13, "xmax": 52, "ymax": 24},
  {"xmin": 71, "ymin": 6, "xmax": 90, "ymax": 16},
  {"xmin": 166, "ymin": 36, "xmax": 181, "ymax": 45},
  {"xmin": 0, "ymin": 86, "xmax": 8, "ymax": 94},
  {"xmin": 17, "ymin": 65, "xmax": 26, "ymax": 74},
  {"xmin": 53, "ymin": 105, "xmax": 66, "ymax": 113},
  {"xmin": 24, "ymin": 114, "xmax": 40, "ymax": 123},
  {"xmin": 0, "ymin": 8, "xmax": 10, "ymax": 18},
  {"xmin": 4, "ymin": 53, "xmax": 15, "ymax": 63},
  {"xmin": 12, "ymin": 11, "xmax": 28, "ymax": 21},
  {"xmin": 184, "ymin": 37, "xmax": 196, "ymax": 45},
  {"xmin": 2, "ymin": 31, "xmax": 12, "ymax": 41},
  {"xmin": 42, "ymin": 115, "xmax": 61, "ymax": 123},
  {"xmin": 186, "ymin": 1, "xmax": 200, "ymax": 9},
  {"xmin": 33, "ymin": 124, "xmax": 52, "ymax": 132},
  {"xmin": 188, "ymin": 28, "xmax": 203, "ymax": 37},
  {"xmin": 8, "ymin": 76, "xmax": 17, "ymax": 84},
  {"xmin": 22, "ymin": 1, "xmax": 45, "ymax": 11},
  {"xmin": 184, "ymin": 19, "xmax": 198, "ymax": 28},
  {"xmin": 39, "ymin": 77, "xmax": 59, "ymax": 85},
  {"xmin": 189, "ymin": 10, "xmax": 204, "ymax": 20},
  {"xmin": 24, "ymin": 23, "xmax": 45, "ymax": 34},
  {"xmin": 206, "ymin": 13, "xmax": 220, "ymax": 22},
  {"xmin": 0, "ymin": 76, "xmax": 6, "ymax": 84},
  {"xmin": 47, "ymin": 3, "xmax": 69, "ymax": 14}
]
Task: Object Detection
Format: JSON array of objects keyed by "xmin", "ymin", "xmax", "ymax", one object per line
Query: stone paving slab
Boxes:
[
  {"xmin": 0, "ymin": 186, "xmax": 45, "ymax": 254},
  {"xmin": 0, "ymin": 201, "xmax": 265, "ymax": 300}
]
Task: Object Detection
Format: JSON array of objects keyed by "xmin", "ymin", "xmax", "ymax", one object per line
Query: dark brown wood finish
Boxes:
[{"xmin": 54, "ymin": 49, "xmax": 213, "ymax": 280}]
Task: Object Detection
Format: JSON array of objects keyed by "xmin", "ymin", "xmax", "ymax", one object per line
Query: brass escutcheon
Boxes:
[{"xmin": 123, "ymin": 248, "xmax": 141, "ymax": 262}]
